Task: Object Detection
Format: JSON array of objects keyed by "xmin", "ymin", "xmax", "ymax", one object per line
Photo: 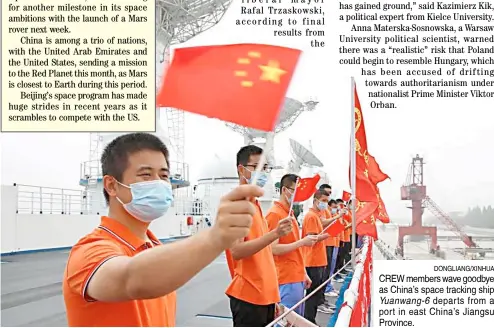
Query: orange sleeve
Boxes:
[
  {"xmin": 303, "ymin": 213, "xmax": 319, "ymax": 235},
  {"xmin": 266, "ymin": 211, "xmax": 281, "ymax": 231},
  {"xmin": 65, "ymin": 240, "xmax": 125, "ymax": 301}
]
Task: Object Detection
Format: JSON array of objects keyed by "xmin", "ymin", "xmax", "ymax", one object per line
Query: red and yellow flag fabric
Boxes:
[
  {"xmin": 356, "ymin": 214, "xmax": 378, "ymax": 240},
  {"xmin": 293, "ymin": 174, "xmax": 321, "ymax": 202},
  {"xmin": 368, "ymin": 154, "xmax": 390, "ymax": 185},
  {"xmin": 354, "ymin": 87, "xmax": 379, "ymax": 203},
  {"xmin": 156, "ymin": 44, "xmax": 301, "ymax": 131},
  {"xmin": 342, "ymin": 190, "xmax": 352, "ymax": 202},
  {"xmin": 355, "ymin": 199, "xmax": 378, "ymax": 224},
  {"xmin": 374, "ymin": 190, "xmax": 390, "ymax": 223}
]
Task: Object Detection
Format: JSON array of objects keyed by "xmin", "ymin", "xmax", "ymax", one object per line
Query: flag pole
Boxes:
[
  {"xmin": 350, "ymin": 77, "xmax": 357, "ymax": 270},
  {"xmin": 287, "ymin": 178, "xmax": 299, "ymax": 216}
]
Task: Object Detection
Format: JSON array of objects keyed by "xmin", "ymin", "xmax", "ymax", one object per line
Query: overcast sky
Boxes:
[{"xmin": 2, "ymin": 1, "xmax": 493, "ymax": 221}]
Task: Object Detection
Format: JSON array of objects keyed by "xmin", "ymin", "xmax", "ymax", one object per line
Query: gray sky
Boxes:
[{"xmin": 2, "ymin": 1, "xmax": 493, "ymax": 221}]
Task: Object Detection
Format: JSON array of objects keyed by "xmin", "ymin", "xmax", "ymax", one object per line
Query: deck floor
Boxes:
[{"xmin": 1, "ymin": 248, "xmax": 334, "ymax": 327}]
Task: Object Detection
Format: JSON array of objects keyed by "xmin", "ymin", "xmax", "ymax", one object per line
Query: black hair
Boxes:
[
  {"xmin": 236, "ymin": 145, "xmax": 263, "ymax": 173},
  {"xmin": 280, "ymin": 174, "xmax": 299, "ymax": 194},
  {"xmin": 336, "ymin": 199, "xmax": 344, "ymax": 203},
  {"xmin": 101, "ymin": 133, "xmax": 169, "ymax": 204},
  {"xmin": 314, "ymin": 189, "xmax": 330, "ymax": 200},
  {"xmin": 319, "ymin": 183, "xmax": 332, "ymax": 190},
  {"xmin": 329, "ymin": 199, "xmax": 337, "ymax": 205}
]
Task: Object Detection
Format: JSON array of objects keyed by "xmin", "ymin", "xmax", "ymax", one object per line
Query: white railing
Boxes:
[
  {"xmin": 15, "ymin": 184, "xmax": 105, "ymax": 215},
  {"xmin": 173, "ymin": 197, "xmax": 211, "ymax": 216},
  {"xmin": 80, "ymin": 159, "xmax": 190, "ymax": 183},
  {"xmin": 335, "ymin": 237, "xmax": 372, "ymax": 327}
]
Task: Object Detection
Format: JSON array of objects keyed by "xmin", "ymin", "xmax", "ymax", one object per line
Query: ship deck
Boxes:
[{"xmin": 1, "ymin": 246, "xmax": 334, "ymax": 327}]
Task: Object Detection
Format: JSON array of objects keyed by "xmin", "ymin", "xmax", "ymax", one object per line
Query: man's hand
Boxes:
[
  {"xmin": 318, "ymin": 233, "xmax": 330, "ymax": 241},
  {"xmin": 299, "ymin": 235, "xmax": 318, "ymax": 247},
  {"xmin": 275, "ymin": 303, "xmax": 284, "ymax": 317},
  {"xmin": 275, "ymin": 217, "xmax": 293, "ymax": 237},
  {"xmin": 304, "ymin": 274, "xmax": 312, "ymax": 289},
  {"xmin": 211, "ymin": 185, "xmax": 264, "ymax": 249}
]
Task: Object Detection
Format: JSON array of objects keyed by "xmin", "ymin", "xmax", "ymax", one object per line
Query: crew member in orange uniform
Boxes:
[
  {"xmin": 225, "ymin": 145, "xmax": 292, "ymax": 327},
  {"xmin": 266, "ymin": 174, "xmax": 317, "ymax": 315},
  {"xmin": 302, "ymin": 190, "xmax": 331, "ymax": 324},
  {"xmin": 335, "ymin": 199, "xmax": 351, "ymax": 276},
  {"xmin": 63, "ymin": 133, "xmax": 261, "ymax": 327},
  {"xmin": 318, "ymin": 187, "xmax": 346, "ymax": 306}
]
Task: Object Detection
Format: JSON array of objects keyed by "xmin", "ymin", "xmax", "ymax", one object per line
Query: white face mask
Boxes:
[{"xmin": 284, "ymin": 188, "xmax": 295, "ymax": 203}]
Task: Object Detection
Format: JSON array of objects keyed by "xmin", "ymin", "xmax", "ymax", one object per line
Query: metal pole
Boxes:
[{"xmin": 350, "ymin": 77, "xmax": 357, "ymax": 270}]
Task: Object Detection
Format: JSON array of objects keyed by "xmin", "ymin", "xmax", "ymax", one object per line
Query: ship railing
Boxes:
[
  {"xmin": 80, "ymin": 159, "xmax": 190, "ymax": 183},
  {"xmin": 334, "ymin": 237, "xmax": 373, "ymax": 327},
  {"xmin": 172, "ymin": 197, "xmax": 211, "ymax": 216},
  {"xmin": 14, "ymin": 184, "xmax": 105, "ymax": 215}
]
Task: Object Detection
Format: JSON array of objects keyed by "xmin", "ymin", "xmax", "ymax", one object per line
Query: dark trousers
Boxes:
[
  {"xmin": 304, "ymin": 266, "xmax": 324, "ymax": 324},
  {"xmin": 229, "ymin": 296, "xmax": 275, "ymax": 327},
  {"xmin": 336, "ymin": 242, "xmax": 352, "ymax": 272},
  {"xmin": 344, "ymin": 241, "xmax": 352, "ymax": 263},
  {"xmin": 335, "ymin": 242, "xmax": 346, "ymax": 274},
  {"xmin": 319, "ymin": 246, "xmax": 335, "ymax": 305}
]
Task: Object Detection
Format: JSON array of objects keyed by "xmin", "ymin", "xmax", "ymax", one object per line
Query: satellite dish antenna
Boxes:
[{"xmin": 288, "ymin": 139, "xmax": 324, "ymax": 173}]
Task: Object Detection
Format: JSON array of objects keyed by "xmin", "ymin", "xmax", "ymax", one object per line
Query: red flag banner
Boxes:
[
  {"xmin": 353, "ymin": 86, "xmax": 379, "ymax": 203},
  {"xmin": 374, "ymin": 190, "xmax": 390, "ymax": 224},
  {"xmin": 355, "ymin": 199, "xmax": 378, "ymax": 224},
  {"xmin": 342, "ymin": 190, "xmax": 352, "ymax": 202},
  {"xmin": 356, "ymin": 213, "xmax": 378, "ymax": 240},
  {"xmin": 368, "ymin": 154, "xmax": 390, "ymax": 185},
  {"xmin": 293, "ymin": 174, "xmax": 321, "ymax": 202},
  {"xmin": 156, "ymin": 44, "xmax": 301, "ymax": 131}
]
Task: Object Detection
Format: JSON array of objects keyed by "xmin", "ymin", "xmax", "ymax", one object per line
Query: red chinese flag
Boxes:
[
  {"xmin": 353, "ymin": 86, "xmax": 379, "ymax": 203},
  {"xmin": 293, "ymin": 174, "xmax": 321, "ymax": 202},
  {"xmin": 156, "ymin": 44, "xmax": 301, "ymax": 131},
  {"xmin": 342, "ymin": 190, "xmax": 351, "ymax": 202},
  {"xmin": 368, "ymin": 154, "xmax": 390, "ymax": 185},
  {"xmin": 326, "ymin": 220, "xmax": 345, "ymax": 237}
]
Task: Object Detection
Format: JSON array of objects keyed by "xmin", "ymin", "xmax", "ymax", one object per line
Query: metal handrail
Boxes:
[
  {"xmin": 79, "ymin": 160, "xmax": 190, "ymax": 182},
  {"xmin": 14, "ymin": 184, "xmax": 205, "ymax": 216},
  {"xmin": 15, "ymin": 184, "xmax": 105, "ymax": 215}
]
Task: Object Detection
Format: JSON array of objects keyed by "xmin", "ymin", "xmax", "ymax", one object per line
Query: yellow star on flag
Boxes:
[{"xmin": 259, "ymin": 60, "xmax": 286, "ymax": 83}]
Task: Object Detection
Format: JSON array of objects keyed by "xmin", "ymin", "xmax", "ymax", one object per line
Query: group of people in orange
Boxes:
[{"xmin": 62, "ymin": 133, "xmax": 356, "ymax": 327}]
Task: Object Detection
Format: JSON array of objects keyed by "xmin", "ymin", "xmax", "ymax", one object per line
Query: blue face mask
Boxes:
[
  {"xmin": 243, "ymin": 167, "xmax": 268, "ymax": 188},
  {"xmin": 331, "ymin": 208, "xmax": 337, "ymax": 214},
  {"xmin": 317, "ymin": 201, "xmax": 328, "ymax": 211},
  {"xmin": 117, "ymin": 180, "xmax": 174, "ymax": 222}
]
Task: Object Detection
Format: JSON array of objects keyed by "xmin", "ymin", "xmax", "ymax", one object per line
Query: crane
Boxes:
[{"xmin": 397, "ymin": 155, "xmax": 478, "ymax": 258}]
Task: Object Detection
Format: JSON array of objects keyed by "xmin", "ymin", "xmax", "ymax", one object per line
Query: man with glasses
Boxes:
[
  {"xmin": 225, "ymin": 145, "xmax": 293, "ymax": 327},
  {"xmin": 266, "ymin": 174, "xmax": 317, "ymax": 316}
]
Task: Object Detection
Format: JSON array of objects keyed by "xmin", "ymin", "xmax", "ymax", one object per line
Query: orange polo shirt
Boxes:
[
  {"xmin": 302, "ymin": 208, "xmax": 328, "ymax": 268},
  {"xmin": 225, "ymin": 200, "xmax": 280, "ymax": 305},
  {"xmin": 63, "ymin": 216, "xmax": 176, "ymax": 327},
  {"xmin": 266, "ymin": 201, "xmax": 305, "ymax": 285}
]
